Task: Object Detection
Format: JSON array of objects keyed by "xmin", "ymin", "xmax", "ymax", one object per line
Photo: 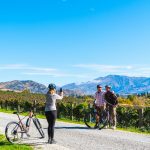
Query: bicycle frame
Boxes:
[{"xmin": 14, "ymin": 111, "xmax": 34, "ymax": 136}]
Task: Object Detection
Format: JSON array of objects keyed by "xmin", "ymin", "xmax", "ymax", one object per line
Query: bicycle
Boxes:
[
  {"xmin": 5, "ymin": 109, "xmax": 45, "ymax": 144},
  {"xmin": 84, "ymin": 102, "xmax": 116, "ymax": 130}
]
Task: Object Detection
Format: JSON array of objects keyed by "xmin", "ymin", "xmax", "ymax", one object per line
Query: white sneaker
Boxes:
[{"xmin": 104, "ymin": 125, "xmax": 108, "ymax": 129}]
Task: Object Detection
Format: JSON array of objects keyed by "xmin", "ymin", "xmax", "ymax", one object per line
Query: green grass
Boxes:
[
  {"xmin": 0, "ymin": 108, "xmax": 14, "ymax": 114},
  {"xmin": 117, "ymin": 127, "xmax": 150, "ymax": 135},
  {"xmin": 0, "ymin": 108, "xmax": 149, "ymax": 135},
  {"xmin": 0, "ymin": 134, "xmax": 33, "ymax": 150},
  {"xmin": 0, "ymin": 108, "xmax": 46, "ymax": 119}
]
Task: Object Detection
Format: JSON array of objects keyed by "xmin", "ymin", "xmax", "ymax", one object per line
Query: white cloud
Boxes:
[
  {"xmin": 23, "ymin": 72, "xmax": 88, "ymax": 78},
  {"xmin": 1, "ymin": 63, "xmax": 150, "ymax": 79},
  {"xmin": 0, "ymin": 64, "xmax": 60, "ymax": 77},
  {"xmin": 0, "ymin": 64, "xmax": 56, "ymax": 71},
  {"xmin": 74, "ymin": 64, "xmax": 133, "ymax": 72},
  {"xmin": 25, "ymin": 67, "xmax": 57, "ymax": 72},
  {"xmin": 0, "ymin": 64, "xmax": 28, "ymax": 70},
  {"xmin": 0, "ymin": 64, "xmax": 88, "ymax": 78},
  {"xmin": 73, "ymin": 64, "xmax": 150, "ymax": 77}
]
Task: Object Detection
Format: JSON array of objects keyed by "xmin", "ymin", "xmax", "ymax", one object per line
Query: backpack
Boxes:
[{"xmin": 105, "ymin": 91, "xmax": 118, "ymax": 105}]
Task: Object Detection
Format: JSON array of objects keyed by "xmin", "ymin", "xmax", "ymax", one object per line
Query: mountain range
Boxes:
[
  {"xmin": 62, "ymin": 75, "xmax": 150, "ymax": 95},
  {"xmin": 0, "ymin": 75, "xmax": 150, "ymax": 95},
  {"xmin": 0, "ymin": 80, "xmax": 82, "ymax": 96}
]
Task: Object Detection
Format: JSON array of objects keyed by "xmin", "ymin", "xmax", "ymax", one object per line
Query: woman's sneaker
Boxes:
[
  {"xmin": 48, "ymin": 138, "xmax": 51, "ymax": 144},
  {"xmin": 104, "ymin": 125, "xmax": 108, "ymax": 129}
]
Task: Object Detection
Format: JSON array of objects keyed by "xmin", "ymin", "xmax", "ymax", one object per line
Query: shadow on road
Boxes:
[
  {"xmin": 44, "ymin": 126, "xmax": 91, "ymax": 130},
  {"xmin": 55, "ymin": 126, "xmax": 89, "ymax": 130}
]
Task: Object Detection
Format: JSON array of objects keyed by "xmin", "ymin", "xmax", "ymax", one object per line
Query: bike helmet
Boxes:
[
  {"xmin": 48, "ymin": 83, "xmax": 56, "ymax": 90},
  {"xmin": 105, "ymin": 85, "xmax": 111, "ymax": 89},
  {"xmin": 97, "ymin": 84, "xmax": 102, "ymax": 88}
]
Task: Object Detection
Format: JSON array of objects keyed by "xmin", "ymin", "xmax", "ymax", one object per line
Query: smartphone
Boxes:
[{"xmin": 60, "ymin": 88, "xmax": 63, "ymax": 92}]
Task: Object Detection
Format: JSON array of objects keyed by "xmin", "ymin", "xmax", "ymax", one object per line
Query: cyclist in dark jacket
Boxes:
[{"xmin": 104, "ymin": 85, "xmax": 118, "ymax": 130}]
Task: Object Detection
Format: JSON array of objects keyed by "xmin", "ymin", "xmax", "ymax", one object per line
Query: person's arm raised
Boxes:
[{"xmin": 55, "ymin": 92, "xmax": 63, "ymax": 100}]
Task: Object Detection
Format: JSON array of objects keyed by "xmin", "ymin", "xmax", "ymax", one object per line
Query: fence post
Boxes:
[
  {"xmin": 138, "ymin": 108, "xmax": 144, "ymax": 127},
  {"xmin": 88, "ymin": 104, "xmax": 92, "ymax": 122},
  {"xmin": 5, "ymin": 100, "xmax": 8, "ymax": 110},
  {"xmin": 34, "ymin": 100, "xmax": 36, "ymax": 113},
  {"xmin": 17, "ymin": 102, "xmax": 20, "ymax": 112},
  {"xmin": 1, "ymin": 101, "xmax": 4, "ymax": 109},
  {"xmin": 0, "ymin": 101, "xmax": 2, "ymax": 109},
  {"xmin": 70, "ymin": 103, "xmax": 74, "ymax": 121}
]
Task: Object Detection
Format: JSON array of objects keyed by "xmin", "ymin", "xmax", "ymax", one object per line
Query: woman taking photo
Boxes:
[{"xmin": 45, "ymin": 83, "xmax": 63, "ymax": 144}]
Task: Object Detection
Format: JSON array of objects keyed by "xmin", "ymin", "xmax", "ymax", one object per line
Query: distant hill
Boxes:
[
  {"xmin": 1, "ymin": 75, "xmax": 150, "ymax": 95},
  {"xmin": 0, "ymin": 80, "xmax": 83, "ymax": 96},
  {"xmin": 0, "ymin": 80, "xmax": 47, "ymax": 94}
]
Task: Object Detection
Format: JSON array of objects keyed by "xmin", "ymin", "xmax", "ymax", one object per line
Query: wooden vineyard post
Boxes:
[
  {"xmin": 70, "ymin": 103, "xmax": 74, "ymax": 121},
  {"xmin": 138, "ymin": 108, "xmax": 144, "ymax": 128}
]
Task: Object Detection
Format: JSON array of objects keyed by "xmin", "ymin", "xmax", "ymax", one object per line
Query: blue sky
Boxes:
[{"xmin": 0, "ymin": 0, "xmax": 150, "ymax": 86}]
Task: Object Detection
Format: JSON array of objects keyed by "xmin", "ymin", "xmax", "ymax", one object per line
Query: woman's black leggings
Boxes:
[{"xmin": 45, "ymin": 110, "xmax": 57, "ymax": 139}]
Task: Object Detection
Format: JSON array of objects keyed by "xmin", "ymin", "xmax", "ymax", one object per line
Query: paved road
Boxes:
[{"xmin": 0, "ymin": 112, "xmax": 150, "ymax": 150}]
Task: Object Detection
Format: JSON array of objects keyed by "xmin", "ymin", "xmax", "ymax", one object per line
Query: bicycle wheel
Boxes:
[
  {"xmin": 5, "ymin": 122, "xmax": 23, "ymax": 144},
  {"xmin": 84, "ymin": 111, "xmax": 97, "ymax": 129},
  {"xmin": 33, "ymin": 118, "xmax": 45, "ymax": 138},
  {"xmin": 98, "ymin": 110, "xmax": 109, "ymax": 130}
]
